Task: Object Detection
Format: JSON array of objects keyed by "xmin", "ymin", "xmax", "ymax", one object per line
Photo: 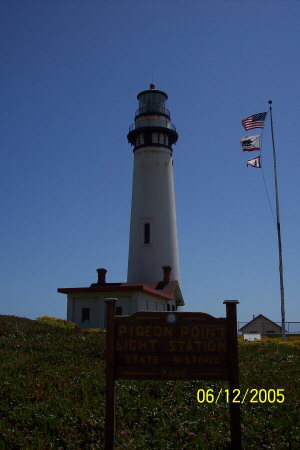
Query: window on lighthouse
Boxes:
[
  {"xmin": 152, "ymin": 133, "xmax": 158, "ymax": 143},
  {"xmin": 144, "ymin": 223, "xmax": 150, "ymax": 244},
  {"xmin": 137, "ymin": 134, "xmax": 144, "ymax": 146},
  {"xmin": 144, "ymin": 132, "xmax": 152, "ymax": 145}
]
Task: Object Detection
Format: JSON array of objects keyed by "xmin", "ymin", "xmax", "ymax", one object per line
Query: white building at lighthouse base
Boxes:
[{"xmin": 58, "ymin": 267, "xmax": 184, "ymax": 329}]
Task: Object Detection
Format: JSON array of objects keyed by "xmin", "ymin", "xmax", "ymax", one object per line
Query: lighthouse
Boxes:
[
  {"xmin": 127, "ymin": 84, "xmax": 181, "ymax": 283},
  {"xmin": 58, "ymin": 84, "xmax": 184, "ymax": 329}
]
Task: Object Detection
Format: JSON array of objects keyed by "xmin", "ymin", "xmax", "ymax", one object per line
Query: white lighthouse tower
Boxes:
[
  {"xmin": 127, "ymin": 84, "xmax": 180, "ymax": 283},
  {"xmin": 58, "ymin": 84, "xmax": 184, "ymax": 326}
]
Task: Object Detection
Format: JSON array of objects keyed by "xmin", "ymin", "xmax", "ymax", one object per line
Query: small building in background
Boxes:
[
  {"xmin": 239, "ymin": 314, "xmax": 282, "ymax": 335},
  {"xmin": 243, "ymin": 333, "xmax": 261, "ymax": 341}
]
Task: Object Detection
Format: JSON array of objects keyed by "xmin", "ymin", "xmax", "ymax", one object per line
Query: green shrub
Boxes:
[{"xmin": 35, "ymin": 315, "xmax": 78, "ymax": 329}]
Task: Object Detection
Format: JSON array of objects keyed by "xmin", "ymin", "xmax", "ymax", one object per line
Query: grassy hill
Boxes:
[{"xmin": 0, "ymin": 315, "xmax": 299, "ymax": 449}]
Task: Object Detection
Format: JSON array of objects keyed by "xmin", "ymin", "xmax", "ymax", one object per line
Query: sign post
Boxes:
[
  {"xmin": 104, "ymin": 299, "xmax": 117, "ymax": 450},
  {"xmin": 224, "ymin": 300, "xmax": 241, "ymax": 448},
  {"xmin": 105, "ymin": 299, "xmax": 241, "ymax": 449}
]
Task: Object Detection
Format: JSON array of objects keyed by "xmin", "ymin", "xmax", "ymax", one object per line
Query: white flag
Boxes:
[
  {"xmin": 240, "ymin": 135, "xmax": 261, "ymax": 151},
  {"xmin": 247, "ymin": 156, "xmax": 261, "ymax": 168}
]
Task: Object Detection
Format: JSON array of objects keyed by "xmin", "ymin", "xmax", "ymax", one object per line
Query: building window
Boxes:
[
  {"xmin": 144, "ymin": 223, "xmax": 150, "ymax": 244},
  {"xmin": 82, "ymin": 308, "xmax": 90, "ymax": 323},
  {"xmin": 137, "ymin": 134, "xmax": 144, "ymax": 146},
  {"xmin": 152, "ymin": 133, "xmax": 158, "ymax": 144},
  {"xmin": 144, "ymin": 132, "xmax": 152, "ymax": 145},
  {"xmin": 116, "ymin": 307, "xmax": 123, "ymax": 316}
]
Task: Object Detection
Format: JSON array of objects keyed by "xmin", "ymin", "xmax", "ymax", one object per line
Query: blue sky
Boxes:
[{"xmin": 1, "ymin": 0, "xmax": 299, "ymax": 329}]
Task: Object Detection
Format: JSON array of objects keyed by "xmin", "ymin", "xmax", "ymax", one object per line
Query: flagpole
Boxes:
[{"xmin": 268, "ymin": 100, "xmax": 286, "ymax": 342}]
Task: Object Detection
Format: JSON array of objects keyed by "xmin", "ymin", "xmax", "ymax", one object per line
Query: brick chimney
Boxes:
[
  {"xmin": 162, "ymin": 265, "xmax": 172, "ymax": 283},
  {"xmin": 97, "ymin": 268, "xmax": 107, "ymax": 285}
]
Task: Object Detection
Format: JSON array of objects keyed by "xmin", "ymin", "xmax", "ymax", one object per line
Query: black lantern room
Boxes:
[{"xmin": 127, "ymin": 84, "xmax": 178, "ymax": 152}]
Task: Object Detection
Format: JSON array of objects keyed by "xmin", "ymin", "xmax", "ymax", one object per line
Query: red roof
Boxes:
[{"xmin": 57, "ymin": 280, "xmax": 180, "ymax": 302}]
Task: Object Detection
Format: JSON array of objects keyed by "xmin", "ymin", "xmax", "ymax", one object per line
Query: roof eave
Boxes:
[{"xmin": 57, "ymin": 285, "xmax": 174, "ymax": 301}]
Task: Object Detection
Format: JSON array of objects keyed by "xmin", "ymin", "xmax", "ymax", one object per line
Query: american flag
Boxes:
[{"xmin": 242, "ymin": 112, "xmax": 267, "ymax": 130}]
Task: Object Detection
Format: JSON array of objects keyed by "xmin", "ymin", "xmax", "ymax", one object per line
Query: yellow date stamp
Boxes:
[{"xmin": 197, "ymin": 388, "xmax": 285, "ymax": 404}]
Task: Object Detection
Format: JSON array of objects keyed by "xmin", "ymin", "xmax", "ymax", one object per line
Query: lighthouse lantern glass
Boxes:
[{"xmin": 138, "ymin": 92, "xmax": 167, "ymax": 116}]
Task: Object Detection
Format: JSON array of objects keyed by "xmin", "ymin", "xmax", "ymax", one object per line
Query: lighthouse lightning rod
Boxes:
[{"xmin": 268, "ymin": 100, "xmax": 286, "ymax": 342}]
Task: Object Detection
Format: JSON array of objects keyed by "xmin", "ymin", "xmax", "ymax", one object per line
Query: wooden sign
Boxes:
[
  {"xmin": 115, "ymin": 312, "xmax": 228, "ymax": 380},
  {"xmin": 105, "ymin": 300, "xmax": 241, "ymax": 449}
]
